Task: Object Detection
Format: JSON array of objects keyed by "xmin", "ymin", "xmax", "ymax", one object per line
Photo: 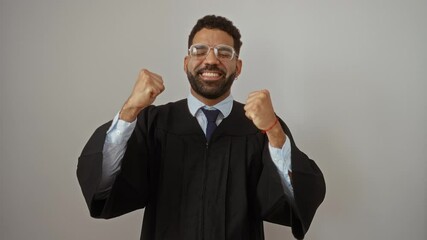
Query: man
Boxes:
[{"xmin": 77, "ymin": 15, "xmax": 325, "ymax": 240}]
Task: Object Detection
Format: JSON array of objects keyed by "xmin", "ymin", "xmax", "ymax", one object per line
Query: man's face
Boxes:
[{"xmin": 184, "ymin": 28, "xmax": 242, "ymax": 101}]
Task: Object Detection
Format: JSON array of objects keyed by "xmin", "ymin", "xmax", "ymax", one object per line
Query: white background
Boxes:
[{"xmin": 1, "ymin": 0, "xmax": 426, "ymax": 239}]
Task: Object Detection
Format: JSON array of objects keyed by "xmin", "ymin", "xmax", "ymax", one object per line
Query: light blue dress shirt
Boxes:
[{"xmin": 97, "ymin": 94, "xmax": 294, "ymax": 200}]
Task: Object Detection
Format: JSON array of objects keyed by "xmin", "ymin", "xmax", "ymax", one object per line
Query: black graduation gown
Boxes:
[{"xmin": 77, "ymin": 99, "xmax": 325, "ymax": 240}]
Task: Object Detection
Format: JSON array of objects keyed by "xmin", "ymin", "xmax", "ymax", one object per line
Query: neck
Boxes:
[{"xmin": 190, "ymin": 89, "xmax": 230, "ymax": 106}]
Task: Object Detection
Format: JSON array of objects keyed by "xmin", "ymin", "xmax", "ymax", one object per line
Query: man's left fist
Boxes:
[{"xmin": 244, "ymin": 89, "xmax": 277, "ymax": 131}]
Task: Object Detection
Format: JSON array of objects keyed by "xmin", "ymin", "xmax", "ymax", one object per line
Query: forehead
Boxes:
[{"xmin": 192, "ymin": 28, "xmax": 234, "ymax": 46}]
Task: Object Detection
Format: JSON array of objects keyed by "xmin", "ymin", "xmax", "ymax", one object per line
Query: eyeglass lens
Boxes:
[{"xmin": 189, "ymin": 44, "xmax": 235, "ymax": 60}]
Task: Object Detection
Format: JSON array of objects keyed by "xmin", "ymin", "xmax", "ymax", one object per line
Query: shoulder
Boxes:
[
  {"xmin": 136, "ymin": 99, "xmax": 198, "ymax": 133},
  {"xmin": 139, "ymin": 99, "xmax": 188, "ymax": 118}
]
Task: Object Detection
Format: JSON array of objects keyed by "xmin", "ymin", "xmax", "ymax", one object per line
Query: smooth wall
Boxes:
[{"xmin": 1, "ymin": 0, "xmax": 426, "ymax": 239}]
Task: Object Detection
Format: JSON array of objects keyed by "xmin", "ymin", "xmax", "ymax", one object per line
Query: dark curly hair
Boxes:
[{"xmin": 188, "ymin": 15, "xmax": 242, "ymax": 55}]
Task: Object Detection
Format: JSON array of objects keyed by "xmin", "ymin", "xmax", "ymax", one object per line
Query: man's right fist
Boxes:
[{"xmin": 119, "ymin": 69, "xmax": 165, "ymax": 122}]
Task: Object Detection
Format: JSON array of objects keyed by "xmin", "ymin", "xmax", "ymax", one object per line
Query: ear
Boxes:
[{"xmin": 184, "ymin": 56, "xmax": 189, "ymax": 73}]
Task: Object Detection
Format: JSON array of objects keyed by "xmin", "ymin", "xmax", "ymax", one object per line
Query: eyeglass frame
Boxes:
[{"xmin": 188, "ymin": 43, "xmax": 239, "ymax": 61}]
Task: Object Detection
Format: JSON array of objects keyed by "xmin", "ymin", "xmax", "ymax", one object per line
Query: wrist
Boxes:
[
  {"xmin": 119, "ymin": 103, "xmax": 143, "ymax": 122},
  {"xmin": 266, "ymin": 121, "xmax": 286, "ymax": 148},
  {"xmin": 261, "ymin": 117, "xmax": 279, "ymax": 133}
]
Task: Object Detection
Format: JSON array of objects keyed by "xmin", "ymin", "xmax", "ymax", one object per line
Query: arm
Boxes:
[
  {"xmin": 244, "ymin": 90, "xmax": 326, "ymax": 239},
  {"xmin": 95, "ymin": 114, "xmax": 136, "ymax": 199},
  {"xmin": 268, "ymin": 139, "xmax": 294, "ymax": 199},
  {"xmin": 77, "ymin": 69, "xmax": 165, "ymax": 218},
  {"xmin": 100, "ymin": 69, "xmax": 164, "ymax": 195},
  {"xmin": 244, "ymin": 90, "xmax": 293, "ymax": 191}
]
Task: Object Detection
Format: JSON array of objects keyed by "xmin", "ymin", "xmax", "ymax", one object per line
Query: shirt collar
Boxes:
[{"xmin": 187, "ymin": 93, "xmax": 234, "ymax": 118}]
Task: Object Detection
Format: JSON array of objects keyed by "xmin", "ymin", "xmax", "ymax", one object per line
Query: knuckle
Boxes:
[
  {"xmin": 140, "ymin": 69, "xmax": 148, "ymax": 76},
  {"xmin": 260, "ymin": 91, "xmax": 268, "ymax": 98}
]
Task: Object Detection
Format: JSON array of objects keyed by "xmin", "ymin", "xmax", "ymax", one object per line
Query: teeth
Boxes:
[{"xmin": 201, "ymin": 72, "xmax": 220, "ymax": 77}]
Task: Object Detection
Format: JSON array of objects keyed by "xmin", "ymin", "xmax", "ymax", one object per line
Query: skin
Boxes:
[
  {"xmin": 120, "ymin": 28, "xmax": 286, "ymax": 148},
  {"xmin": 184, "ymin": 28, "xmax": 241, "ymax": 106}
]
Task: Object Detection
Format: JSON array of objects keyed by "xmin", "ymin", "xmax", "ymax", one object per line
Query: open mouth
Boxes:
[{"xmin": 198, "ymin": 70, "xmax": 224, "ymax": 81}]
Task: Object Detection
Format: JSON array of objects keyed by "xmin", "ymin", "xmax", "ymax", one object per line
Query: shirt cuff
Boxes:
[
  {"xmin": 268, "ymin": 135, "xmax": 294, "ymax": 196},
  {"xmin": 105, "ymin": 112, "xmax": 137, "ymax": 144}
]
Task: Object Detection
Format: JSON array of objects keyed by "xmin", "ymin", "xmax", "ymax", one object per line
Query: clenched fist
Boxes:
[
  {"xmin": 244, "ymin": 89, "xmax": 286, "ymax": 148},
  {"xmin": 120, "ymin": 69, "xmax": 165, "ymax": 122}
]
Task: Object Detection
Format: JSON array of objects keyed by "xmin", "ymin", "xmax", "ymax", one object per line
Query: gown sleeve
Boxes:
[
  {"xmin": 77, "ymin": 109, "xmax": 153, "ymax": 219},
  {"xmin": 257, "ymin": 118, "xmax": 326, "ymax": 240}
]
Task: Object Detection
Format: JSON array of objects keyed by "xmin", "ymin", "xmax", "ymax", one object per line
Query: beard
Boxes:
[{"xmin": 187, "ymin": 64, "xmax": 237, "ymax": 100}]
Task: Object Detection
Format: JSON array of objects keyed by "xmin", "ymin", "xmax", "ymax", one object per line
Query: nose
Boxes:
[{"xmin": 204, "ymin": 48, "xmax": 220, "ymax": 64}]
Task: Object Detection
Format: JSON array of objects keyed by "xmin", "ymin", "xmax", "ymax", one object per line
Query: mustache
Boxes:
[{"xmin": 196, "ymin": 64, "xmax": 226, "ymax": 75}]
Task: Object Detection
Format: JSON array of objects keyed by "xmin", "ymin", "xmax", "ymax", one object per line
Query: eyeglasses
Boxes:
[{"xmin": 188, "ymin": 44, "xmax": 238, "ymax": 61}]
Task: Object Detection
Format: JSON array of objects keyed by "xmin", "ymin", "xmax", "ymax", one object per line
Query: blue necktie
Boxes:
[{"xmin": 201, "ymin": 108, "xmax": 220, "ymax": 141}]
